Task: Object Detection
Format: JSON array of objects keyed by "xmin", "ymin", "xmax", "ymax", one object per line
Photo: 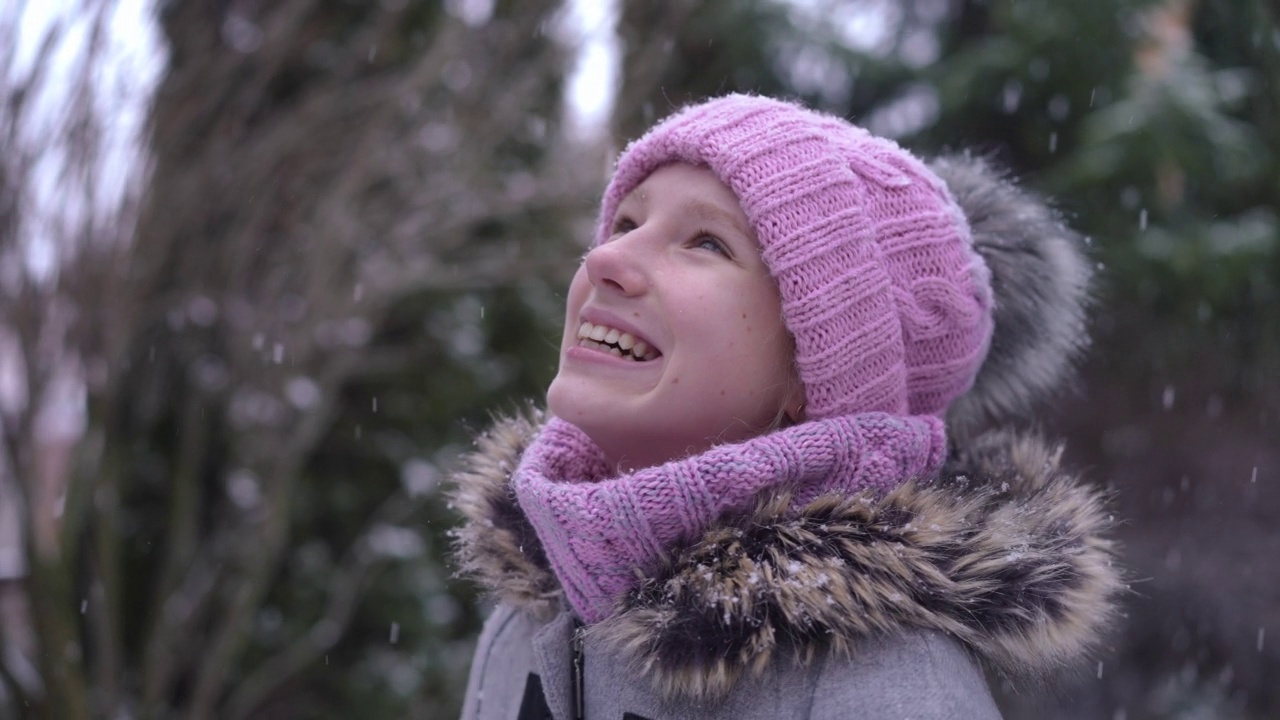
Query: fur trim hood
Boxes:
[{"xmin": 449, "ymin": 412, "xmax": 1123, "ymax": 702}]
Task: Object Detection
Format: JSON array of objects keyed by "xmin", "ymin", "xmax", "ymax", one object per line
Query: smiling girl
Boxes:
[{"xmin": 451, "ymin": 95, "xmax": 1121, "ymax": 720}]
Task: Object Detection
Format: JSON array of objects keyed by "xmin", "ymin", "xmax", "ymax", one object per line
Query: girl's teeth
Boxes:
[{"xmin": 575, "ymin": 321, "xmax": 658, "ymax": 361}]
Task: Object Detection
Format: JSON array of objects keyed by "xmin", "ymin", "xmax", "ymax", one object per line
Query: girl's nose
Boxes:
[{"xmin": 583, "ymin": 235, "xmax": 649, "ymax": 296}]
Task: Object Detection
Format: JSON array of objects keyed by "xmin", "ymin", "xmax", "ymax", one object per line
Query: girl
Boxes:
[{"xmin": 451, "ymin": 94, "xmax": 1121, "ymax": 720}]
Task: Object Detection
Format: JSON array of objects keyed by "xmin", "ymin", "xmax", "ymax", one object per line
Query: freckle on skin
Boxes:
[{"xmin": 672, "ymin": 377, "xmax": 680, "ymax": 385}]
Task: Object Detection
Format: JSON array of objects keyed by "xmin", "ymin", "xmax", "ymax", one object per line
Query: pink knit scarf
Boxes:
[{"xmin": 513, "ymin": 414, "xmax": 947, "ymax": 624}]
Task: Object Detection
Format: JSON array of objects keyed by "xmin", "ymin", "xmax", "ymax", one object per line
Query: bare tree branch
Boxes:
[
  {"xmin": 139, "ymin": 391, "xmax": 211, "ymax": 709},
  {"xmin": 224, "ymin": 488, "xmax": 430, "ymax": 719},
  {"xmin": 5, "ymin": 0, "xmax": 596, "ymax": 714}
]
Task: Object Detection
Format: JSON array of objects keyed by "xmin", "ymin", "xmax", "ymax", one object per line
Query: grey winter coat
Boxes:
[{"xmin": 449, "ymin": 415, "xmax": 1122, "ymax": 720}]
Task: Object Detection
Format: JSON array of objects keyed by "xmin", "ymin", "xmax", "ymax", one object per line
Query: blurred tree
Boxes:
[
  {"xmin": 1, "ymin": 0, "xmax": 592, "ymax": 718},
  {"xmin": 4, "ymin": 0, "xmax": 1277, "ymax": 718}
]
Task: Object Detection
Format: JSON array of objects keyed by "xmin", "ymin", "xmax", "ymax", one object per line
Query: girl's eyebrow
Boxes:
[
  {"xmin": 619, "ymin": 187, "xmax": 752, "ymax": 240},
  {"xmin": 680, "ymin": 199, "xmax": 752, "ymax": 240}
]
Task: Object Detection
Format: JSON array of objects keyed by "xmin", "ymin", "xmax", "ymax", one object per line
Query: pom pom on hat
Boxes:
[
  {"xmin": 929, "ymin": 153, "xmax": 1093, "ymax": 439},
  {"xmin": 599, "ymin": 94, "xmax": 995, "ymax": 420}
]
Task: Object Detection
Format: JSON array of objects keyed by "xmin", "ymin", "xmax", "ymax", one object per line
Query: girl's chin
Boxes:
[
  {"xmin": 547, "ymin": 400, "xmax": 648, "ymax": 436},
  {"xmin": 546, "ymin": 380, "xmax": 650, "ymax": 424}
]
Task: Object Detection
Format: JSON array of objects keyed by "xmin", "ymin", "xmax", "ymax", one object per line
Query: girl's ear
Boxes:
[{"xmin": 784, "ymin": 386, "xmax": 807, "ymax": 425}]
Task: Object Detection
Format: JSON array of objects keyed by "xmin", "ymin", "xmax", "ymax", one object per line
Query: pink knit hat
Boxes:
[{"xmin": 598, "ymin": 94, "xmax": 995, "ymax": 420}]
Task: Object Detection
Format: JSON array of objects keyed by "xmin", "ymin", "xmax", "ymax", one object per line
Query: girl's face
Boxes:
[{"xmin": 547, "ymin": 163, "xmax": 802, "ymax": 472}]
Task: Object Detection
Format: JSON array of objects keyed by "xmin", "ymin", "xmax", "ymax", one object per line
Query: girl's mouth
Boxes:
[{"xmin": 575, "ymin": 321, "xmax": 660, "ymax": 361}]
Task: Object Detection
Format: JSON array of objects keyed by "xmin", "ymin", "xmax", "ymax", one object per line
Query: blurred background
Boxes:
[{"xmin": 0, "ymin": 0, "xmax": 1276, "ymax": 718}]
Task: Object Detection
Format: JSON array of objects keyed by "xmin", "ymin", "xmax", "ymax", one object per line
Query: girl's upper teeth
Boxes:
[{"xmin": 576, "ymin": 321, "xmax": 656, "ymax": 360}]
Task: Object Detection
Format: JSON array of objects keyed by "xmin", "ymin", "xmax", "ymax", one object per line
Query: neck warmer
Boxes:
[{"xmin": 513, "ymin": 414, "xmax": 947, "ymax": 624}]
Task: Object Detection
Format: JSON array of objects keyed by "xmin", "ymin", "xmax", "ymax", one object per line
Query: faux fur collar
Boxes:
[{"xmin": 449, "ymin": 412, "xmax": 1123, "ymax": 701}]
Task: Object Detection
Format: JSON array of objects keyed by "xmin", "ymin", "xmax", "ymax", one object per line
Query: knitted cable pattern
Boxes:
[{"xmin": 513, "ymin": 414, "xmax": 946, "ymax": 624}]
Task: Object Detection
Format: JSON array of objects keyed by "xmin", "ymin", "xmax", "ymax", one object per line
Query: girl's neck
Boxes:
[{"xmin": 595, "ymin": 435, "xmax": 716, "ymax": 476}]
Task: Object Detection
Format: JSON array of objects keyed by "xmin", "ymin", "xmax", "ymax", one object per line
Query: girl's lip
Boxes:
[{"xmin": 563, "ymin": 343, "xmax": 662, "ymax": 368}]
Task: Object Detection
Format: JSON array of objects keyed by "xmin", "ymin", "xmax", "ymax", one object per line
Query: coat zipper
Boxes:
[{"xmin": 571, "ymin": 620, "xmax": 586, "ymax": 720}]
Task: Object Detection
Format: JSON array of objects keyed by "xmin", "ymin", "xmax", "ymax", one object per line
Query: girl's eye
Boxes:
[
  {"xmin": 693, "ymin": 234, "xmax": 730, "ymax": 257},
  {"xmin": 610, "ymin": 216, "xmax": 637, "ymax": 236}
]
